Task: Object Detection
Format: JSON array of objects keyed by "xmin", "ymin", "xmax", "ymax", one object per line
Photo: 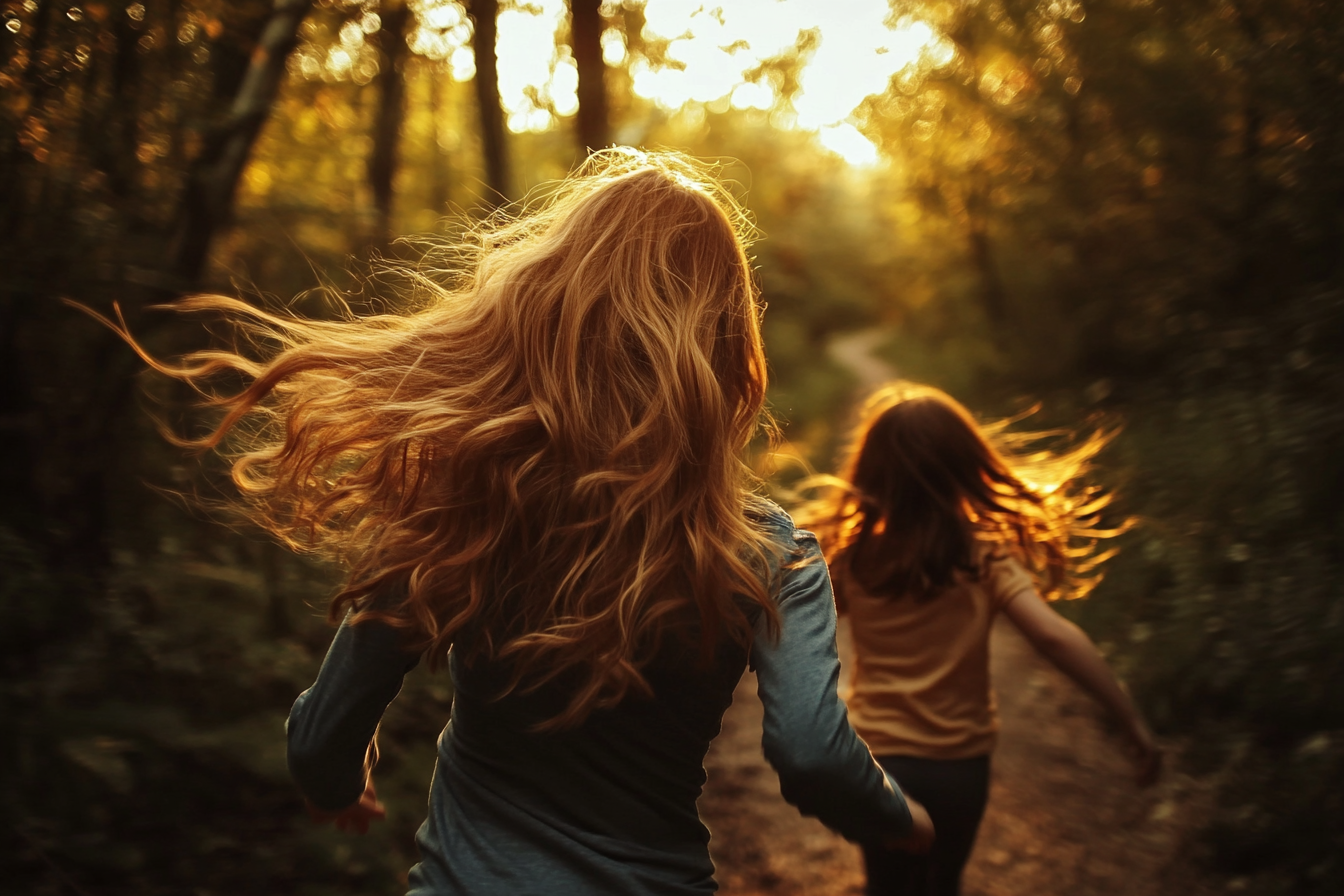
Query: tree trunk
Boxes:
[
  {"xmin": 101, "ymin": 7, "xmax": 142, "ymax": 198},
  {"xmin": 369, "ymin": 0, "xmax": 411, "ymax": 246},
  {"xmin": 570, "ymin": 0, "xmax": 609, "ymax": 155},
  {"xmin": 428, "ymin": 63, "xmax": 451, "ymax": 215},
  {"xmin": 16, "ymin": 0, "xmax": 53, "ymax": 87},
  {"xmin": 469, "ymin": 0, "xmax": 509, "ymax": 203},
  {"xmin": 964, "ymin": 188, "xmax": 1008, "ymax": 330},
  {"xmin": 0, "ymin": 0, "xmax": 56, "ymax": 232},
  {"xmin": 1226, "ymin": 0, "xmax": 1264, "ymax": 308},
  {"xmin": 170, "ymin": 0, "xmax": 313, "ymax": 286}
]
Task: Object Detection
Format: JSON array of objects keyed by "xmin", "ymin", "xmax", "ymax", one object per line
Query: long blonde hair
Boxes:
[
  {"xmin": 802, "ymin": 383, "xmax": 1125, "ymax": 601},
  {"xmin": 93, "ymin": 149, "xmax": 781, "ymax": 726}
]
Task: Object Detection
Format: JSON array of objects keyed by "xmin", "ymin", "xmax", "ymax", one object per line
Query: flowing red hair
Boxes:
[{"xmin": 85, "ymin": 149, "xmax": 782, "ymax": 727}]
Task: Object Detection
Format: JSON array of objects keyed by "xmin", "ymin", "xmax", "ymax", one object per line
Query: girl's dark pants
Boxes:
[{"xmin": 863, "ymin": 754, "xmax": 991, "ymax": 896}]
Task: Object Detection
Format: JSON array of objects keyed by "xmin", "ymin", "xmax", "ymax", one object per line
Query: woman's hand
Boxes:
[
  {"xmin": 308, "ymin": 777, "xmax": 387, "ymax": 835},
  {"xmin": 885, "ymin": 797, "xmax": 936, "ymax": 853}
]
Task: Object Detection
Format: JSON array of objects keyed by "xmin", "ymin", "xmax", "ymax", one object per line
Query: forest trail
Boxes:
[{"xmin": 699, "ymin": 618, "xmax": 1221, "ymax": 896}]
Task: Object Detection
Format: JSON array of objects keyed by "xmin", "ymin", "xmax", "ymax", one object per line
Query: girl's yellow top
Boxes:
[{"xmin": 833, "ymin": 545, "xmax": 1037, "ymax": 759}]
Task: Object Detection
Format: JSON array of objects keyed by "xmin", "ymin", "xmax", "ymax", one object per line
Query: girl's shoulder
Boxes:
[{"xmin": 974, "ymin": 540, "xmax": 1038, "ymax": 608}]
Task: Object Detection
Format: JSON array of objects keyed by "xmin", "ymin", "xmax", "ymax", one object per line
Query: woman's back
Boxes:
[
  {"xmin": 288, "ymin": 574, "xmax": 752, "ymax": 895},
  {"xmin": 288, "ymin": 506, "xmax": 920, "ymax": 896},
  {"xmin": 421, "ymin": 628, "xmax": 749, "ymax": 893}
]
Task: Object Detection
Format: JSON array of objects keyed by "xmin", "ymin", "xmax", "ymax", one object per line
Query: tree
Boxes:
[
  {"xmin": 469, "ymin": 0, "xmax": 509, "ymax": 202},
  {"xmin": 369, "ymin": 0, "xmax": 413, "ymax": 244},
  {"xmin": 172, "ymin": 0, "xmax": 315, "ymax": 284},
  {"xmin": 570, "ymin": 0, "xmax": 610, "ymax": 155}
]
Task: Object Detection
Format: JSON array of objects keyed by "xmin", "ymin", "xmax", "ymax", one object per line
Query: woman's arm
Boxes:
[
  {"xmin": 1001, "ymin": 587, "xmax": 1162, "ymax": 785},
  {"xmin": 830, "ymin": 555, "xmax": 850, "ymax": 617},
  {"xmin": 287, "ymin": 613, "xmax": 422, "ymax": 816},
  {"xmin": 752, "ymin": 528, "xmax": 933, "ymax": 849}
]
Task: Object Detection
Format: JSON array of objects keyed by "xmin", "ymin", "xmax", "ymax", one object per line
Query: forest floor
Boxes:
[{"xmin": 699, "ymin": 618, "xmax": 1225, "ymax": 896}]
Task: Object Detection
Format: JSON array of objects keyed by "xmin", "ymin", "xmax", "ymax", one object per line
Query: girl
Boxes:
[
  {"xmin": 94, "ymin": 150, "xmax": 932, "ymax": 894},
  {"xmin": 803, "ymin": 382, "xmax": 1160, "ymax": 896}
]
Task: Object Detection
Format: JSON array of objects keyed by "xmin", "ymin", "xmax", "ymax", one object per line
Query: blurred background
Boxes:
[{"xmin": 1, "ymin": 1, "xmax": 1340, "ymax": 893}]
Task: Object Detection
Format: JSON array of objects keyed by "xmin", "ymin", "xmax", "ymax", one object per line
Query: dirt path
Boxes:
[{"xmin": 699, "ymin": 618, "xmax": 1220, "ymax": 896}]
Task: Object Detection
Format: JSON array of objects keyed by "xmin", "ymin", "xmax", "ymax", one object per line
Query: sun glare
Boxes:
[
  {"xmin": 305, "ymin": 0, "xmax": 952, "ymax": 157},
  {"xmin": 497, "ymin": 0, "xmax": 574, "ymax": 133},
  {"xmin": 486, "ymin": 0, "xmax": 951, "ymax": 158},
  {"xmin": 628, "ymin": 0, "xmax": 937, "ymax": 127},
  {"xmin": 818, "ymin": 123, "xmax": 880, "ymax": 167}
]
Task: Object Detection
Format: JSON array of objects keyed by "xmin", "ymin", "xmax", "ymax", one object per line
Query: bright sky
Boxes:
[
  {"xmin": 319, "ymin": 0, "xmax": 953, "ymax": 165},
  {"xmin": 631, "ymin": 0, "xmax": 940, "ymax": 129}
]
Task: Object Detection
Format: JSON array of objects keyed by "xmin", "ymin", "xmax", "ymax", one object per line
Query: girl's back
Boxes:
[{"xmin": 836, "ymin": 546, "xmax": 1034, "ymax": 760}]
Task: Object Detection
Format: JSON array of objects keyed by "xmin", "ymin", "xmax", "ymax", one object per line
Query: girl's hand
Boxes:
[
  {"xmin": 1126, "ymin": 724, "xmax": 1163, "ymax": 787},
  {"xmin": 308, "ymin": 777, "xmax": 387, "ymax": 835},
  {"xmin": 1002, "ymin": 589, "xmax": 1164, "ymax": 787},
  {"xmin": 886, "ymin": 797, "xmax": 936, "ymax": 853}
]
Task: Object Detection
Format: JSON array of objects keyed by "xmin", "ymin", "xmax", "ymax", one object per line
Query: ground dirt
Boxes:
[{"xmin": 699, "ymin": 618, "xmax": 1223, "ymax": 896}]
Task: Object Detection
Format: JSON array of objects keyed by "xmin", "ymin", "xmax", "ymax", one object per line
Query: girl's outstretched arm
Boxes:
[{"xmin": 1001, "ymin": 588, "xmax": 1163, "ymax": 785}]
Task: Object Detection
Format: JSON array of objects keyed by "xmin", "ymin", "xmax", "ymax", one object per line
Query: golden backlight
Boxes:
[{"xmin": 398, "ymin": 0, "xmax": 952, "ymax": 165}]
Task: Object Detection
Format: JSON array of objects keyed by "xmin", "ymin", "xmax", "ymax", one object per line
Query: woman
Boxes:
[{"xmin": 97, "ymin": 149, "xmax": 932, "ymax": 893}]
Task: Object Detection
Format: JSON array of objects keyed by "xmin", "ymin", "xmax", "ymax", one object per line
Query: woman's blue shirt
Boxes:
[{"xmin": 286, "ymin": 505, "xmax": 913, "ymax": 894}]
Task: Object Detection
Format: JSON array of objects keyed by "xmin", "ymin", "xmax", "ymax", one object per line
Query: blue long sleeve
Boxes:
[
  {"xmin": 286, "ymin": 614, "xmax": 421, "ymax": 811},
  {"xmin": 284, "ymin": 516, "xmax": 911, "ymax": 850},
  {"xmin": 752, "ymin": 527, "xmax": 914, "ymax": 843}
]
